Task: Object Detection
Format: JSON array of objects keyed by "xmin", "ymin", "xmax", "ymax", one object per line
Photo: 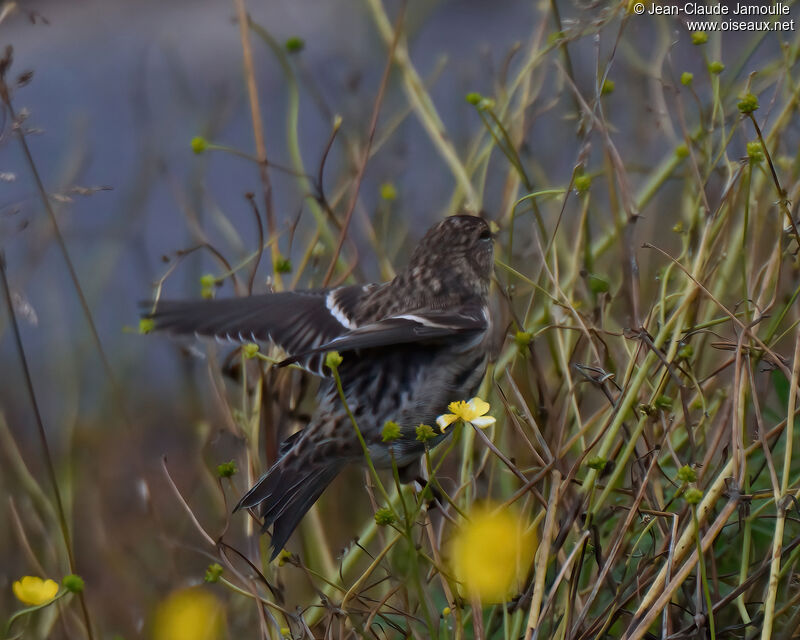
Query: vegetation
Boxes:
[{"xmin": 2, "ymin": 1, "xmax": 800, "ymax": 638}]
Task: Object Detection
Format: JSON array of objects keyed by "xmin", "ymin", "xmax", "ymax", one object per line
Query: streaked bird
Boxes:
[{"xmin": 147, "ymin": 214, "xmax": 495, "ymax": 557}]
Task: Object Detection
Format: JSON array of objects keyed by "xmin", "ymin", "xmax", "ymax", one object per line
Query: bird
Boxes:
[{"xmin": 147, "ymin": 214, "xmax": 495, "ymax": 558}]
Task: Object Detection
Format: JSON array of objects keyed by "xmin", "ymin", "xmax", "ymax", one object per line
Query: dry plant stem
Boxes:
[
  {"xmin": 534, "ymin": 530, "xmax": 590, "ymax": 640},
  {"xmin": 0, "ymin": 69, "xmax": 178, "ymax": 637},
  {"xmin": 232, "ymin": 0, "xmax": 280, "ymax": 287},
  {"xmin": 365, "ymin": 0, "xmax": 478, "ymax": 209},
  {"xmin": 760, "ymin": 329, "xmax": 800, "ymax": 639},
  {"xmin": 747, "ymin": 113, "xmax": 800, "ymax": 248},
  {"xmin": 421, "ymin": 517, "xmax": 461, "ymax": 636},
  {"xmin": 0, "ymin": 91, "xmax": 117, "ymax": 400},
  {"xmin": 247, "ymin": 23, "xmax": 340, "ymax": 257},
  {"xmin": 339, "ymin": 533, "xmax": 401, "ymax": 612},
  {"xmin": 663, "ymin": 513, "xmax": 680, "ymax": 637},
  {"xmin": 0, "ymin": 413, "xmax": 57, "ymax": 522},
  {"xmin": 571, "ymin": 446, "xmax": 661, "ymax": 634},
  {"xmin": 304, "ymin": 498, "xmax": 390, "ymax": 628},
  {"xmin": 322, "ymin": 2, "xmax": 404, "ymax": 285},
  {"xmin": 625, "ymin": 496, "xmax": 740, "ymax": 639},
  {"xmin": 525, "ymin": 471, "xmax": 561, "ymax": 640},
  {"xmin": 161, "ymin": 457, "xmax": 216, "ymax": 547},
  {"xmin": 9, "ymin": 496, "xmax": 85, "ymax": 638},
  {"xmin": 0, "ymin": 255, "xmax": 95, "ymax": 640},
  {"xmin": 644, "ymin": 242, "xmax": 791, "ymax": 379},
  {"xmin": 628, "ymin": 433, "xmax": 751, "ymax": 631},
  {"xmin": 1, "ymin": 54, "xmax": 154, "ymax": 443},
  {"xmin": 162, "ymin": 459, "xmax": 283, "ymax": 638}
]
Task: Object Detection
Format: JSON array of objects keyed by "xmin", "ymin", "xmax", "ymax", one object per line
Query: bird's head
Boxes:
[{"xmin": 404, "ymin": 214, "xmax": 495, "ymax": 299}]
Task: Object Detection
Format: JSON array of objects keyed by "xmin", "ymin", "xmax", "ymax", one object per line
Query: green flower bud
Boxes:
[
  {"xmin": 380, "ymin": 182, "xmax": 398, "ymax": 201},
  {"xmin": 677, "ymin": 465, "xmax": 697, "ymax": 484},
  {"xmin": 708, "ymin": 61, "xmax": 725, "ymax": 75},
  {"xmin": 415, "ymin": 423, "xmax": 436, "ymax": 442},
  {"xmin": 382, "ymin": 420, "xmax": 402, "ymax": 442},
  {"xmin": 574, "ymin": 174, "xmax": 592, "ymax": 193},
  {"xmin": 746, "ymin": 141, "xmax": 764, "ymax": 164},
  {"xmin": 204, "ymin": 563, "xmax": 223, "ymax": 583},
  {"xmin": 601, "ymin": 79, "xmax": 615, "ymax": 95},
  {"xmin": 275, "ymin": 258, "xmax": 292, "ymax": 274},
  {"xmin": 680, "ymin": 72, "xmax": 693, "ymax": 86},
  {"xmin": 678, "ymin": 344, "xmax": 694, "ymax": 359},
  {"xmin": 587, "ymin": 456, "xmax": 607, "ymax": 471},
  {"xmin": 465, "ymin": 92, "xmax": 483, "ymax": 106},
  {"xmin": 191, "ymin": 136, "xmax": 208, "ymax": 154},
  {"xmin": 200, "ymin": 273, "xmax": 216, "ymax": 300},
  {"xmin": 737, "ymin": 92, "xmax": 759, "ymax": 114},
  {"xmin": 139, "ymin": 318, "xmax": 155, "ymax": 335},
  {"xmin": 216, "ymin": 460, "xmax": 237, "ymax": 478},
  {"xmin": 675, "ymin": 143, "xmax": 690, "ymax": 159},
  {"xmin": 691, "ymin": 31, "xmax": 708, "ymax": 45},
  {"xmin": 200, "ymin": 274, "xmax": 215, "ymax": 288},
  {"xmin": 242, "ymin": 343, "xmax": 259, "ymax": 359},
  {"xmin": 62, "ymin": 574, "xmax": 84, "ymax": 594},
  {"xmin": 374, "ymin": 507, "xmax": 395, "ymax": 526},
  {"xmin": 514, "ymin": 330, "xmax": 533, "ymax": 350},
  {"xmin": 685, "ymin": 487, "xmax": 703, "ymax": 504},
  {"xmin": 325, "ymin": 350, "xmax": 343, "ymax": 369},
  {"xmin": 285, "ymin": 36, "xmax": 305, "ymax": 53}
]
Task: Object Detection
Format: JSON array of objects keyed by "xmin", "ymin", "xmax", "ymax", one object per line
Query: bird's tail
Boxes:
[{"xmin": 236, "ymin": 455, "xmax": 343, "ymax": 560}]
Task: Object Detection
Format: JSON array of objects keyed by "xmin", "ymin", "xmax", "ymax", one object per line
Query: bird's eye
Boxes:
[{"xmin": 479, "ymin": 228, "xmax": 492, "ymax": 240}]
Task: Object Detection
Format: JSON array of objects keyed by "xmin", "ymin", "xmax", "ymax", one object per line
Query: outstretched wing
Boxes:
[
  {"xmin": 280, "ymin": 302, "xmax": 489, "ymax": 365},
  {"xmin": 145, "ymin": 284, "xmax": 376, "ymax": 375}
]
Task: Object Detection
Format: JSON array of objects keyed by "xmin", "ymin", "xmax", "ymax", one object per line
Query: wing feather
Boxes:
[
  {"xmin": 145, "ymin": 285, "xmax": 373, "ymax": 375},
  {"xmin": 280, "ymin": 303, "xmax": 488, "ymax": 366}
]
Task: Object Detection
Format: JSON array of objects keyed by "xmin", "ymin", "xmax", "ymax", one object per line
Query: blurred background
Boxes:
[{"xmin": 2, "ymin": 0, "xmax": 799, "ymax": 638}]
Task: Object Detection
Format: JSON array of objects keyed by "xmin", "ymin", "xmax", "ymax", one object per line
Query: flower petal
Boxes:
[
  {"xmin": 448, "ymin": 400, "xmax": 467, "ymax": 416},
  {"xmin": 13, "ymin": 576, "xmax": 58, "ymax": 606},
  {"xmin": 468, "ymin": 397, "xmax": 491, "ymax": 416},
  {"xmin": 470, "ymin": 416, "xmax": 496, "ymax": 429},
  {"xmin": 437, "ymin": 413, "xmax": 458, "ymax": 431}
]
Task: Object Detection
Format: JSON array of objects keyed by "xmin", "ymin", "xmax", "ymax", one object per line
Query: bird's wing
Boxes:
[
  {"xmin": 280, "ymin": 303, "xmax": 489, "ymax": 366},
  {"xmin": 145, "ymin": 285, "xmax": 375, "ymax": 375}
]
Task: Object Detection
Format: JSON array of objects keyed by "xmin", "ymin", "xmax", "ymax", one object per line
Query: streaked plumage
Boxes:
[{"xmin": 148, "ymin": 214, "xmax": 495, "ymax": 557}]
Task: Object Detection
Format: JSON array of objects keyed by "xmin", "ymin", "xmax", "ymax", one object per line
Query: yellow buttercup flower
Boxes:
[
  {"xmin": 153, "ymin": 587, "xmax": 225, "ymax": 640},
  {"xmin": 12, "ymin": 576, "xmax": 59, "ymax": 606},
  {"xmin": 448, "ymin": 504, "xmax": 535, "ymax": 602},
  {"xmin": 436, "ymin": 397, "xmax": 495, "ymax": 432}
]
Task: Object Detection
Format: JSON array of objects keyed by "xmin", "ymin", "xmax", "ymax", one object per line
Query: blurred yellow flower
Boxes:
[
  {"xmin": 448, "ymin": 505, "xmax": 535, "ymax": 602},
  {"xmin": 436, "ymin": 397, "xmax": 495, "ymax": 432},
  {"xmin": 153, "ymin": 587, "xmax": 225, "ymax": 640},
  {"xmin": 12, "ymin": 576, "xmax": 59, "ymax": 606}
]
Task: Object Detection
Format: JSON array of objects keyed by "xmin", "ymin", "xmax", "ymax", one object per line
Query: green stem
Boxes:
[
  {"xmin": 692, "ymin": 504, "xmax": 716, "ymax": 639},
  {"xmin": 329, "ymin": 362, "xmax": 392, "ymax": 505}
]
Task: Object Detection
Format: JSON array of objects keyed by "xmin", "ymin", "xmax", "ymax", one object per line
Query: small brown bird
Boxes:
[{"xmin": 148, "ymin": 214, "xmax": 494, "ymax": 557}]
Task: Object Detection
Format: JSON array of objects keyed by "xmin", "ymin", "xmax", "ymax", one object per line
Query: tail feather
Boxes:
[
  {"xmin": 235, "ymin": 459, "xmax": 343, "ymax": 560},
  {"xmin": 268, "ymin": 465, "xmax": 341, "ymax": 559}
]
